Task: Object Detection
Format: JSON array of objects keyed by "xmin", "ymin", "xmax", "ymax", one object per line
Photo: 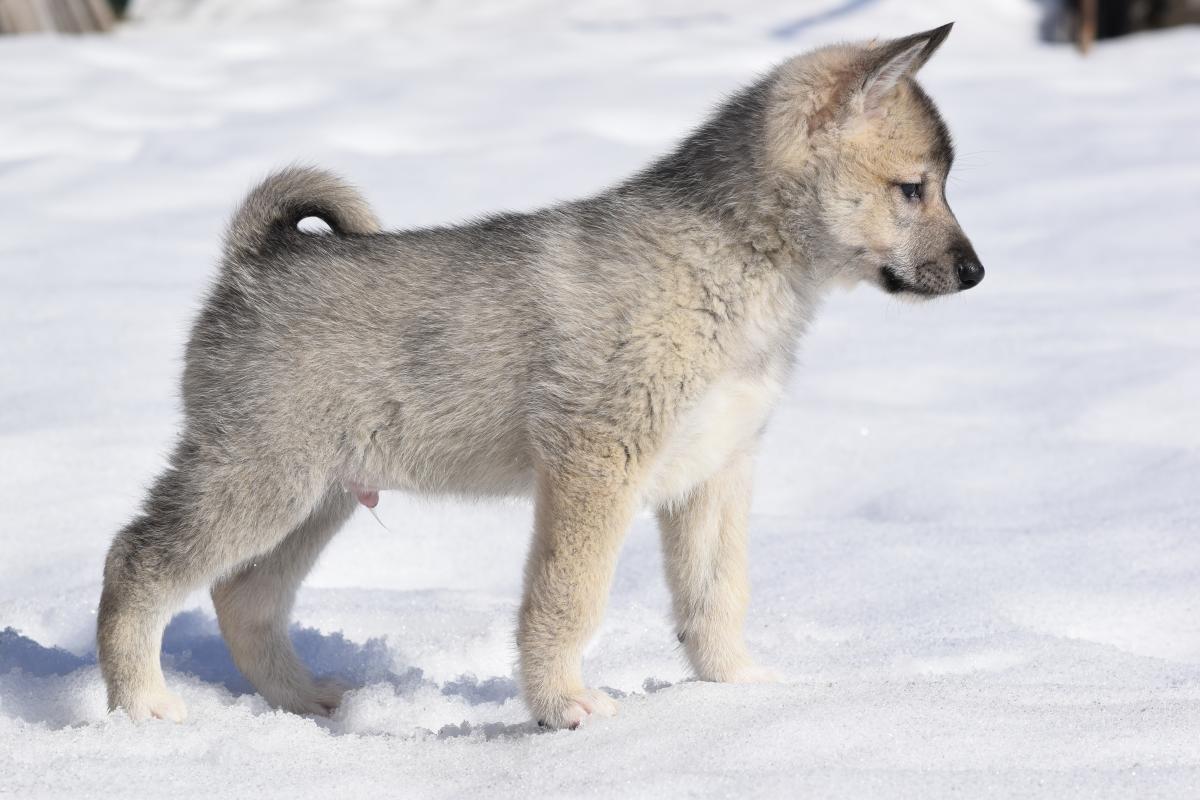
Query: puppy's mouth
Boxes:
[{"xmin": 879, "ymin": 265, "xmax": 939, "ymax": 297}]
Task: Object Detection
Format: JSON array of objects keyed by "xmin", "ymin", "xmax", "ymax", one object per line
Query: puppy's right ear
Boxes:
[{"xmin": 857, "ymin": 23, "xmax": 953, "ymax": 115}]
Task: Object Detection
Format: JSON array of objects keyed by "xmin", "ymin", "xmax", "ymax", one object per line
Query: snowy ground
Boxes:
[{"xmin": 2, "ymin": 0, "xmax": 1199, "ymax": 796}]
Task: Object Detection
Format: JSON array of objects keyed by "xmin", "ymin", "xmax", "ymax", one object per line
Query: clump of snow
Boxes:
[{"xmin": 2, "ymin": 1, "xmax": 1199, "ymax": 797}]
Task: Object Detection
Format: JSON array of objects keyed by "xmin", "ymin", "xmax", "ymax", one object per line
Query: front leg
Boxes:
[
  {"xmin": 519, "ymin": 458, "xmax": 637, "ymax": 729},
  {"xmin": 657, "ymin": 452, "xmax": 772, "ymax": 682}
]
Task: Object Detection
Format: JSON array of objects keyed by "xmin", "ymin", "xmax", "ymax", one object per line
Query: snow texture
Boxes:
[{"xmin": 2, "ymin": 1, "xmax": 1199, "ymax": 797}]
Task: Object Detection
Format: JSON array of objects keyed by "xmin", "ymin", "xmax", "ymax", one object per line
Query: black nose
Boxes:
[
  {"xmin": 957, "ymin": 259, "xmax": 984, "ymax": 289},
  {"xmin": 953, "ymin": 243, "xmax": 985, "ymax": 291}
]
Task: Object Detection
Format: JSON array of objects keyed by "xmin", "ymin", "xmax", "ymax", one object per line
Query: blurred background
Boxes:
[{"xmin": 6, "ymin": 0, "xmax": 1200, "ymax": 44}]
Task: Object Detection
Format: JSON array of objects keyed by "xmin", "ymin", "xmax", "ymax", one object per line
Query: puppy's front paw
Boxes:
[
  {"xmin": 696, "ymin": 657, "xmax": 782, "ymax": 684},
  {"xmin": 535, "ymin": 687, "xmax": 618, "ymax": 730},
  {"xmin": 727, "ymin": 663, "xmax": 782, "ymax": 684},
  {"xmin": 121, "ymin": 687, "xmax": 188, "ymax": 723}
]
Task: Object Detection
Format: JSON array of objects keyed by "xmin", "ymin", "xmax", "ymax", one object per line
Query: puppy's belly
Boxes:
[
  {"xmin": 641, "ymin": 373, "xmax": 781, "ymax": 506},
  {"xmin": 371, "ymin": 449, "xmax": 535, "ymax": 498},
  {"xmin": 345, "ymin": 412, "xmax": 535, "ymax": 499}
]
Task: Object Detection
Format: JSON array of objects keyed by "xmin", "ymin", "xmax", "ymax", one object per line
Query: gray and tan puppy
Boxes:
[{"xmin": 98, "ymin": 23, "xmax": 982, "ymax": 729}]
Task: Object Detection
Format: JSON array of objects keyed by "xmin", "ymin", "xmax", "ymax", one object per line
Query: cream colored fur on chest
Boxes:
[{"xmin": 642, "ymin": 370, "xmax": 783, "ymax": 507}]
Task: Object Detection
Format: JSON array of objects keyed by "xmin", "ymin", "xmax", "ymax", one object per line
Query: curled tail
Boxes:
[{"xmin": 223, "ymin": 166, "xmax": 381, "ymax": 261}]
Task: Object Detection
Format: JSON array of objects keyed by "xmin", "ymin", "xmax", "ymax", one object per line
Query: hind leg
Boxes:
[
  {"xmin": 211, "ymin": 488, "xmax": 355, "ymax": 715},
  {"xmin": 97, "ymin": 444, "xmax": 326, "ymax": 721},
  {"xmin": 97, "ymin": 530, "xmax": 191, "ymax": 722}
]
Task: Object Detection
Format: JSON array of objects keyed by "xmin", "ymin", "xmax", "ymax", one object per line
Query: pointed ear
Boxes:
[{"xmin": 860, "ymin": 22, "xmax": 953, "ymax": 113}]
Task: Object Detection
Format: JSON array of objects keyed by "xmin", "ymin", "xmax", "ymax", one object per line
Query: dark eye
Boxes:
[{"xmin": 898, "ymin": 182, "xmax": 923, "ymax": 201}]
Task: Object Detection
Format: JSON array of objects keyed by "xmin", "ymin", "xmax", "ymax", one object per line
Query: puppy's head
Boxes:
[{"xmin": 769, "ymin": 23, "xmax": 983, "ymax": 297}]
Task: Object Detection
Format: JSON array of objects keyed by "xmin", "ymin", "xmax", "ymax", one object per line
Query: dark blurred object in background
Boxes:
[
  {"xmin": 1043, "ymin": 0, "xmax": 1200, "ymax": 51},
  {"xmin": 0, "ymin": 0, "xmax": 123, "ymax": 33}
]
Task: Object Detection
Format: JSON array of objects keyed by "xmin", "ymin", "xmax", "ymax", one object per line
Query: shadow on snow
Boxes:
[{"xmin": 0, "ymin": 611, "xmax": 520, "ymax": 717}]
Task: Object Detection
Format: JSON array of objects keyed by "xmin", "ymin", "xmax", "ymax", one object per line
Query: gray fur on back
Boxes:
[{"xmin": 192, "ymin": 71, "xmax": 817, "ymax": 500}]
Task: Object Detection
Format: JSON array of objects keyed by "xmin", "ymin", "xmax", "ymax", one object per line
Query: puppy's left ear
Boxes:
[{"xmin": 860, "ymin": 22, "xmax": 953, "ymax": 113}]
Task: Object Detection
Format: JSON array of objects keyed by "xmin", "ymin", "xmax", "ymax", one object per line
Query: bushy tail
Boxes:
[{"xmin": 223, "ymin": 166, "xmax": 381, "ymax": 261}]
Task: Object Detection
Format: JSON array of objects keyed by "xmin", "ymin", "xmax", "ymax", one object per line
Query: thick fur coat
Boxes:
[{"xmin": 98, "ymin": 24, "xmax": 982, "ymax": 729}]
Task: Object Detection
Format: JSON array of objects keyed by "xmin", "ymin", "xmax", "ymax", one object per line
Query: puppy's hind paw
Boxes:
[
  {"xmin": 307, "ymin": 677, "xmax": 350, "ymax": 717},
  {"xmin": 535, "ymin": 688, "xmax": 618, "ymax": 730},
  {"xmin": 275, "ymin": 677, "xmax": 350, "ymax": 717}
]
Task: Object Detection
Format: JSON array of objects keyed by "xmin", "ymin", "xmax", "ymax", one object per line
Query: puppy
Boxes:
[{"xmin": 98, "ymin": 23, "xmax": 982, "ymax": 729}]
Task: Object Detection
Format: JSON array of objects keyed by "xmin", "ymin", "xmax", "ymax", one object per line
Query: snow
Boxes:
[{"xmin": 2, "ymin": 0, "xmax": 1200, "ymax": 796}]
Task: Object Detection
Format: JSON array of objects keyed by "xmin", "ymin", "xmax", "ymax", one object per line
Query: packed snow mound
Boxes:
[{"xmin": 2, "ymin": 0, "xmax": 1199, "ymax": 797}]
